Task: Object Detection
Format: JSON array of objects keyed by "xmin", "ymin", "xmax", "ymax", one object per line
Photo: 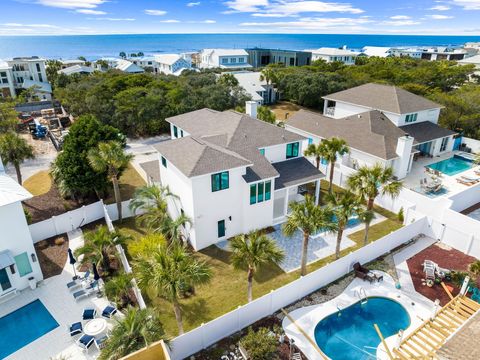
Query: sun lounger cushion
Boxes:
[
  {"xmin": 69, "ymin": 322, "xmax": 83, "ymax": 336},
  {"xmin": 82, "ymin": 309, "xmax": 96, "ymax": 320},
  {"xmin": 78, "ymin": 334, "xmax": 95, "ymax": 349},
  {"xmin": 67, "ymin": 280, "xmax": 78, "ymax": 288},
  {"xmin": 102, "ymin": 306, "xmax": 117, "ymax": 318},
  {"xmin": 73, "ymin": 290, "xmax": 86, "ymax": 299}
]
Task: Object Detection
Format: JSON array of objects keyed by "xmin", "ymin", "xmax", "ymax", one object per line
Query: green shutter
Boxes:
[
  {"xmin": 265, "ymin": 181, "xmax": 271, "ymax": 201},
  {"xmin": 217, "ymin": 220, "xmax": 225, "ymax": 238},
  {"xmin": 258, "ymin": 182, "xmax": 264, "ymax": 202},
  {"xmin": 250, "ymin": 184, "xmax": 257, "ymax": 204}
]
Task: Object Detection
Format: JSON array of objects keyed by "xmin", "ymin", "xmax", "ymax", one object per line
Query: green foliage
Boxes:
[
  {"xmin": 218, "ymin": 73, "xmax": 239, "ymax": 87},
  {"xmin": 51, "ymin": 115, "xmax": 124, "ymax": 199},
  {"xmin": 99, "ymin": 307, "xmax": 164, "ymax": 360},
  {"xmin": 398, "ymin": 207, "xmax": 405, "ymax": 223},
  {"xmin": 240, "ymin": 327, "xmax": 278, "ymax": 360},
  {"xmin": 0, "ymin": 99, "xmax": 17, "ymax": 133},
  {"xmin": 469, "ymin": 260, "xmax": 480, "ymax": 277},
  {"xmin": 23, "ymin": 208, "xmax": 32, "ymax": 224},
  {"xmin": 128, "ymin": 233, "xmax": 167, "ymax": 258},
  {"xmin": 104, "ymin": 272, "xmax": 133, "ymax": 308},
  {"xmin": 257, "ymin": 106, "xmax": 276, "ymax": 124}
]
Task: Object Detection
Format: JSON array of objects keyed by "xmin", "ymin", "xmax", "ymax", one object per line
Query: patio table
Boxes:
[{"xmin": 84, "ymin": 318, "xmax": 107, "ymax": 336}]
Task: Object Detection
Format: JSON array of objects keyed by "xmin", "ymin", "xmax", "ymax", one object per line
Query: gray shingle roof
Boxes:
[
  {"xmin": 399, "ymin": 121, "xmax": 456, "ymax": 144},
  {"xmin": 323, "ymin": 83, "xmax": 442, "ymax": 114},
  {"xmin": 139, "ymin": 160, "xmax": 160, "ymax": 183},
  {"xmin": 287, "ymin": 109, "xmax": 409, "ymax": 160},
  {"xmin": 153, "ymin": 136, "xmax": 252, "ymax": 177},
  {"xmin": 272, "ymin": 158, "xmax": 324, "ymax": 190}
]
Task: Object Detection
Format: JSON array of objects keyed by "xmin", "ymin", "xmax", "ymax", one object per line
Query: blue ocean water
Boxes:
[{"xmin": 0, "ymin": 33, "xmax": 479, "ymax": 60}]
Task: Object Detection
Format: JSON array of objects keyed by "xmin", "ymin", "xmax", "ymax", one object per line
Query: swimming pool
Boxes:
[
  {"xmin": 427, "ymin": 155, "xmax": 473, "ymax": 176},
  {"xmin": 314, "ymin": 297, "xmax": 410, "ymax": 359},
  {"xmin": 0, "ymin": 299, "xmax": 59, "ymax": 358}
]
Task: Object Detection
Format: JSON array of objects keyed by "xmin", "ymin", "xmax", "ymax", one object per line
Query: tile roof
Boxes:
[
  {"xmin": 272, "ymin": 158, "xmax": 324, "ymax": 190},
  {"xmin": 0, "ymin": 173, "xmax": 32, "ymax": 207},
  {"xmin": 287, "ymin": 109, "xmax": 409, "ymax": 160},
  {"xmin": 399, "ymin": 121, "xmax": 456, "ymax": 144},
  {"xmin": 323, "ymin": 83, "xmax": 442, "ymax": 114}
]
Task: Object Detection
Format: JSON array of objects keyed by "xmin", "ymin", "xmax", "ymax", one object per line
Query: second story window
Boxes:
[
  {"xmin": 161, "ymin": 156, "xmax": 167, "ymax": 168},
  {"xmin": 405, "ymin": 113, "xmax": 418, "ymax": 123},
  {"xmin": 211, "ymin": 171, "xmax": 229, "ymax": 192},
  {"xmin": 173, "ymin": 125, "xmax": 178, "ymax": 138},
  {"xmin": 259, "ymin": 148, "xmax": 265, "ymax": 156},
  {"xmin": 238, "ymin": 57, "xmax": 244, "ymax": 63},
  {"xmin": 222, "ymin": 58, "xmax": 228, "ymax": 64},
  {"xmin": 249, "ymin": 181, "xmax": 272, "ymax": 205},
  {"xmin": 0, "ymin": 72, "xmax": 8, "ymax": 84},
  {"xmin": 230, "ymin": 58, "xmax": 236, "ymax": 63},
  {"xmin": 286, "ymin": 142, "xmax": 299, "ymax": 159}
]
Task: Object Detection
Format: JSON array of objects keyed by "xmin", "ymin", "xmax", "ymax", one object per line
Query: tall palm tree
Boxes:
[
  {"xmin": 319, "ymin": 137, "xmax": 349, "ymax": 193},
  {"xmin": 74, "ymin": 225, "xmax": 128, "ymax": 274},
  {"xmin": 0, "ymin": 131, "xmax": 34, "ymax": 184},
  {"xmin": 230, "ymin": 231, "xmax": 284, "ymax": 302},
  {"xmin": 134, "ymin": 242, "xmax": 212, "ymax": 335},
  {"xmin": 357, "ymin": 209, "xmax": 375, "ymax": 246},
  {"xmin": 129, "ymin": 184, "xmax": 178, "ymax": 230},
  {"xmin": 327, "ymin": 190, "xmax": 362, "ymax": 259},
  {"xmin": 347, "ymin": 164, "xmax": 402, "ymax": 243},
  {"xmin": 304, "ymin": 143, "xmax": 323, "ymax": 169},
  {"xmin": 88, "ymin": 141, "xmax": 133, "ymax": 221},
  {"xmin": 283, "ymin": 195, "xmax": 334, "ymax": 276},
  {"xmin": 99, "ymin": 307, "xmax": 164, "ymax": 360}
]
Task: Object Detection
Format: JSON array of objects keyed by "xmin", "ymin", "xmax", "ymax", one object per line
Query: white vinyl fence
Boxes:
[{"xmin": 168, "ymin": 216, "xmax": 429, "ymax": 360}]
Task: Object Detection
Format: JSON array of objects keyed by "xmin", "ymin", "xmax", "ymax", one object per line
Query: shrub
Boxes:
[
  {"xmin": 240, "ymin": 327, "xmax": 278, "ymax": 360},
  {"xmin": 398, "ymin": 207, "xmax": 404, "ymax": 223},
  {"xmin": 127, "ymin": 233, "xmax": 167, "ymax": 258}
]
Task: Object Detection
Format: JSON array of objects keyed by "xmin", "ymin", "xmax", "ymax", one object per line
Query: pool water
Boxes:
[
  {"xmin": 314, "ymin": 297, "xmax": 410, "ymax": 360},
  {"xmin": 0, "ymin": 299, "xmax": 59, "ymax": 358},
  {"xmin": 427, "ymin": 155, "xmax": 473, "ymax": 176}
]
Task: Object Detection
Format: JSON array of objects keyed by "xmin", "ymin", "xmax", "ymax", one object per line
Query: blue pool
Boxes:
[
  {"xmin": 0, "ymin": 299, "xmax": 59, "ymax": 358},
  {"xmin": 427, "ymin": 155, "xmax": 473, "ymax": 176},
  {"xmin": 314, "ymin": 297, "xmax": 410, "ymax": 359}
]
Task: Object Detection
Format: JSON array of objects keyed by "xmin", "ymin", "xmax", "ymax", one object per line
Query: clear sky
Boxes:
[{"xmin": 1, "ymin": 0, "xmax": 479, "ymax": 36}]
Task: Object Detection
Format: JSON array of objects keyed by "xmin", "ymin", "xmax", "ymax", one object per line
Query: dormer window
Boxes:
[
  {"xmin": 286, "ymin": 142, "xmax": 299, "ymax": 159},
  {"xmin": 405, "ymin": 113, "xmax": 418, "ymax": 123}
]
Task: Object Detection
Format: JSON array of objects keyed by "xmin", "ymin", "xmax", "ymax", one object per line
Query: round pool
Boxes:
[{"xmin": 314, "ymin": 297, "xmax": 410, "ymax": 359}]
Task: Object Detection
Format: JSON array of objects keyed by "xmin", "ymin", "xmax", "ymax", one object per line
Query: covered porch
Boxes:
[{"xmin": 271, "ymin": 158, "xmax": 324, "ymax": 224}]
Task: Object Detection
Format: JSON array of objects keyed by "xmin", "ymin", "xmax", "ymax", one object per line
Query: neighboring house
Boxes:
[
  {"xmin": 246, "ymin": 48, "xmax": 311, "ymax": 67},
  {"xmin": 199, "ymin": 49, "xmax": 252, "ymax": 69},
  {"xmin": 286, "ymin": 83, "xmax": 455, "ymax": 180},
  {"xmin": 0, "ymin": 159, "xmax": 43, "ymax": 299},
  {"xmin": 115, "ymin": 60, "xmax": 145, "ymax": 73},
  {"xmin": 417, "ymin": 47, "xmax": 467, "ymax": 61},
  {"xmin": 59, "ymin": 59, "xmax": 86, "ymax": 69},
  {"xmin": 0, "ymin": 57, "xmax": 51, "ymax": 100},
  {"xmin": 229, "ymin": 71, "xmax": 277, "ymax": 104},
  {"xmin": 458, "ymin": 54, "xmax": 480, "ymax": 69},
  {"xmin": 307, "ymin": 47, "xmax": 360, "ymax": 65},
  {"xmin": 142, "ymin": 101, "xmax": 323, "ymax": 250},
  {"xmin": 362, "ymin": 46, "xmax": 393, "ymax": 58},
  {"xmin": 58, "ymin": 65, "xmax": 95, "ymax": 76},
  {"xmin": 21, "ymin": 79, "xmax": 52, "ymax": 101},
  {"xmin": 153, "ymin": 54, "xmax": 192, "ymax": 75}
]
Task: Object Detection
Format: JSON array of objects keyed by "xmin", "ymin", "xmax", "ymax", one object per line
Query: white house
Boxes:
[
  {"xmin": 229, "ymin": 71, "xmax": 277, "ymax": 104},
  {"xmin": 141, "ymin": 102, "xmax": 323, "ymax": 250},
  {"xmin": 199, "ymin": 49, "xmax": 252, "ymax": 69},
  {"xmin": 0, "ymin": 57, "xmax": 51, "ymax": 100},
  {"xmin": 306, "ymin": 47, "xmax": 360, "ymax": 65},
  {"xmin": 59, "ymin": 59, "xmax": 86, "ymax": 69},
  {"xmin": 286, "ymin": 83, "xmax": 455, "ymax": 180},
  {"xmin": 153, "ymin": 54, "xmax": 192, "ymax": 76},
  {"xmin": 58, "ymin": 65, "xmax": 95, "ymax": 76},
  {"xmin": 0, "ymin": 160, "xmax": 43, "ymax": 300},
  {"xmin": 115, "ymin": 60, "xmax": 145, "ymax": 73},
  {"xmin": 362, "ymin": 46, "xmax": 393, "ymax": 58}
]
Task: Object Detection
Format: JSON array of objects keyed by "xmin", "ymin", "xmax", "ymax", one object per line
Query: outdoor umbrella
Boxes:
[
  {"xmin": 68, "ymin": 248, "xmax": 77, "ymax": 280},
  {"xmin": 92, "ymin": 263, "xmax": 101, "ymax": 295}
]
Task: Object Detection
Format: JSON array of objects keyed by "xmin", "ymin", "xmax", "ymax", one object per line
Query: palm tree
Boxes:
[
  {"xmin": 319, "ymin": 137, "xmax": 349, "ymax": 193},
  {"xmin": 347, "ymin": 164, "xmax": 402, "ymax": 243},
  {"xmin": 74, "ymin": 225, "xmax": 128, "ymax": 274},
  {"xmin": 230, "ymin": 231, "xmax": 284, "ymax": 302},
  {"xmin": 158, "ymin": 213, "xmax": 192, "ymax": 243},
  {"xmin": 99, "ymin": 307, "xmax": 164, "ymax": 360},
  {"xmin": 88, "ymin": 141, "xmax": 133, "ymax": 222},
  {"xmin": 327, "ymin": 190, "xmax": 362, "ymax": 259},
  {"xmin": 129, "ymin": 184, "xmax": 178, "ymax": 230},
  {"xmin": 357, "ymin": 209, "xmax": 376, "ymax": 246},
  {"xmin": 304, "ymin": 143, "xmax": 323, "ymax": 169},
  {"xmin": 0, "ymin": 131, "xmax": 34, "ymax": 184},
  {"xmin": 134, "ymin": 242, "xmax": 212, "ymax": 335},
  {"xmin": 283, "ymin": 195, "xmax": 334, "ymax": 276}
]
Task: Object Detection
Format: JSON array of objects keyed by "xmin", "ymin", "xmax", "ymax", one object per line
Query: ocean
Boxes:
[{"xmin": 0, "ymin": 33, "xmax": 479, "ymax": 60}]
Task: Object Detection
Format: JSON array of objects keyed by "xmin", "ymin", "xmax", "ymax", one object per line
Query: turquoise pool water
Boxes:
[
  {"xmin": 427, "ymin": 155, "xmax": 473, "ymax": 176},
  {"xmin": 314, "ymin": 297, "xmax": 410, "ymax": 359},
  {"xmin": 0, "ymin": 299, "xmax": 59, "ymax": 358}
]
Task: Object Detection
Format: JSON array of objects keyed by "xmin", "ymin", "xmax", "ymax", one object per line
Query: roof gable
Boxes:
[{"xmin": 0, "ymin": 173, "xmax": 32, "ymax": 207}]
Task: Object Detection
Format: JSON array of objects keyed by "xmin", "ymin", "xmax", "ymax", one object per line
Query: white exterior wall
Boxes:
[
  {"xmin": 430, "ymin": 135, "xmax": 455, "ymax": 157},
  {"xmin": 169, "ymin": 123, "xmax": 189, "ymax": 139},
  {"xmin": 324, "ymin": 101, "xmax": 371, "ymax": 119},
  {"xmin": 397, "ymin": 108, "xmax": 441, "ymax": 126},
  {"xmin": 263, "ymin": 140, "xmax": 307, "ymax": 163},
  {"xmin": 0, "ymin": 201, "xmax": 43, "ymax": 294},
  {"xmin": 0, "ymin": 67, "xmax": 16, "ymax": 98}
]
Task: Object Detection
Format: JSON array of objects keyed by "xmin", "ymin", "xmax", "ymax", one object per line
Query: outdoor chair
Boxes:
[
  {"xmin": 67, "ymin": 270, "xmax": 91, "ymax": 291},
  {"xmin": 77, "ymin": 334, "xmax": 95, "ymax": 352},
  {"xmin": 94, "ymin": 334, "xmax": 109, "ymax": 350},
  {"xmin": 353, "ymin": 262, "xmax": 375, "ymax": 283},
  {"xmin": 68, "ymin": 322, "xmax": 83, "ymax": 337},
  {"xmin": 456, "ymin": 177, "xmax": 475, "ymax": 186},
  {"xmin": 460, "ymin": 175, "xmax": 480, "ymax": 183},
  {"xmin": 101, "ymin": 305, "xmax": 117, "ymax": 319},
  {"xmin": 82, "ymin": 308, "xmax": 97, "ymax": 320},
  {"xmin": 73, "ymin": 284, "xmax": 97, "ymax": 302}
]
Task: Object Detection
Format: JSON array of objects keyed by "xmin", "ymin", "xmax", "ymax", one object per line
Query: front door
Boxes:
[{"xmin": 0, "ymin": 268, "xmax": 12, "ymax": 292}]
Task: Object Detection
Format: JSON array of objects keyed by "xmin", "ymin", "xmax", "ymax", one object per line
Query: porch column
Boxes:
[
  {"xmin": 315, "ymin": 179, "xmax": 321, "ymax": 206},
  {"xmin": 283, "ymin": 187, "xmax": 289, "ymax": 218}
]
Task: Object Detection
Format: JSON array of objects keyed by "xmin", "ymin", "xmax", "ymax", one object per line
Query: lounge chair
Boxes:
[
  {"xmin": 101, "ymin": 305, "xmax": 117, "ymax": 319},
  {"xmin": 456, "ymin": 177, "xmax": 475, "ymax": 186},
  {"xmin": 460, "ymin": 175, "xmax": 480, "ymax": 183},
  {"xmin": 66, "ymin": 270, "xmax": 91, "ymax": 291},
  {"xmin": 82, "ymin": 308, "xmax": 97, "ymax": 320},
  {"xmin": 68, "ymin": 322, "xmax": 83, "ymax": 336},
  {"xmin": 353, "ymin": 262, "xmax": 376, "ymax": 283},
  {"xmin": 95, "ymin": 334, "xmax": 109, "ymax": 350},
  {"xmin": 77, "ymin": 334, "xmax": 95, "ymax": 352},
  {"xmin": 73, "ymin": 282, "xmax": 97, "ymax": 302}
]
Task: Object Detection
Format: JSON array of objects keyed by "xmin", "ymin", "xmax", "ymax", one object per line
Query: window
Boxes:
[
  {"xmin": 259, "ymin": 148, "xmax": 265, "ymax": 156},
  {"xmin": 250, "ymin": 184, "xmax": 257, "ymax": 204},
  {"xmin": 238, "ymin": 57, "xmax": 244, "ymax": 63},
  {"xmin": 217, "ymin": 220, "xmax": 226, "ymax": 238},
  {"xmin": 265, "ymin": 181, "xmax": 271, "ymax": 201},
  {"xmin": 0, "ymin": 71, "xmax": 8, "ymax": 84},
  {"xmin": 211, "ymin": 171, "xmax": 229, "ymax": 192},
  {"xmin": 180, "ymin": 130, "xmax": 184, "ymax": 138},
  {"xmin": 230, "ymin": 58, "xmax": 237, "ymax": 63},
  {"xmin": 440, "ymin": 137, "xmax": 449, "ymax": 152},
  {"xmin": 0, "ymin": 268, "xmax": 12, "ymax": 291},
  {"xmin": 286, "ymin": 142, "xmax": 299, "ymax": 159},
  {"xmin": 222, "ymin": 58, "xmax": 228, "ymax": 64},
  {"xmin": 38, "ymin": 74, "xmax": 43, "ymax": 82},
  {"xmin": 405, "ymin": 113, "xmax": 418, "ymax": 123},
  {"xmin": 14, "ymin": 252, "xmax": 32, "ymax": 277},
  {"xmin": 289, "ymin": 58, "xmax": 295, "ymax": 66},
  {"xmin": 308, "ymin": 138, "xmax": 313, "ymax": 145},
  {"xmin": 173, "ymin": 125, "xmax": 178, "ymax": 138},
  {"xmin": 36, "ymin": 63, "xmax": 41, "ymax": 72},
  {"xmin": 258, "ymin": 182, "xmax": 264, "ymax": 203},
  {"xmin": 161, "ymin": 156, "xmax": 167, "ymax": 168}
]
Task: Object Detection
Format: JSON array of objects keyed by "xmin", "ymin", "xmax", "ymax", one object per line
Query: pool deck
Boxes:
[{"xmin": 0, "ymin": 229, "xmax": 113, "ymax": 360}]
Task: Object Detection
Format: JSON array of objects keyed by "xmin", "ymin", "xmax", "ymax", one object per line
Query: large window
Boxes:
[
  {"xmin": 250, "ymin": 184, "xmax": 257, "ymax": 205},
  {"xmin": 249, "ymin": 181, "xmax": 272, "ymax": 205},
  {"xmin": 440, "ymin": 137, "xmax": 449, "ymax": 152},
  {"xmin": 286, "ymin": 142, "xmax": 299, "ymax": 159},
  {"xmin": 0, "ymin": 72, "xmax": 8, "ymax": 84},
  {"xmin": 211, "ymin": 171, "xmax": 229, "ymax": 192},
  {"xmin": 405, "ymin": 113, "xmax": 418, "ymax": 123},
  {"xmin": 14, "ymin": 252, "xmax": 32, "ymax": 277},
  {"xmin": 222, "ymin": 58, "xmax": 228, "ymax": 64},
  {"xmin": 217, "ymin": 220, "xmax": 226, "ymax": 238}
]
